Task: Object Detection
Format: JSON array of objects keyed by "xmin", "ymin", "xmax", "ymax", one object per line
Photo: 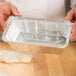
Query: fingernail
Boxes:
[
  {"xmin": 15, "ymin": 15, "xmax": 22, "ymax": 17},
  {"xmin": 64, "ymin": 18, "xmax": 70, "ymax": 21}
]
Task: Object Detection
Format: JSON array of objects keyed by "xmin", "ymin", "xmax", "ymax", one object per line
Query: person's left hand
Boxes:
[{"xmin": 65, "ymin": 6, "xmax": 76, "ymax": 41}]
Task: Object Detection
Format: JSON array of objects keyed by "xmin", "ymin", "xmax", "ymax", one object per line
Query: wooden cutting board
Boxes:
[{"xmin": 0, "ymin": 42, "xmax": 76, "ymax": 76}]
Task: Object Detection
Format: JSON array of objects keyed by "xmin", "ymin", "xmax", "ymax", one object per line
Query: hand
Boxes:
[
  {"xmin": 0, "ymin": 1, "xmax": 21, "ymax": 31},
  {"xmin": 65, "ymin": 6, "xmax": 76, "ymax": 41}
]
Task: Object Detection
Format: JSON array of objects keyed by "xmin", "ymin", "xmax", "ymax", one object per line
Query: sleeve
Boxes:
[{"xmin": 71, "ymin": 0, "xmax": 76, "ymax": 8}]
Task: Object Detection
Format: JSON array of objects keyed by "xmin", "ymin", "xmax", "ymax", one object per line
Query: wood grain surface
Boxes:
[{"xmin": 0, "ymin": 42, "xmax": 76, "ymax": 76}]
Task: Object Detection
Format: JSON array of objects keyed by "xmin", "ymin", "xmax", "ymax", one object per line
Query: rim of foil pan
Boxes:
[{"xmin": 2, "ymin": 16, "xmax": 72, "ymax": 48}]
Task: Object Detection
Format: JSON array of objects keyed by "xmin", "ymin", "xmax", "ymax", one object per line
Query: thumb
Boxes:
[
  {"xmin": 65, "ymin": 10, "xmax": 74, "ymax": 21},
  {"xmin": 11, "ymin": 5, "xmax": 21, "ymax": 16}
]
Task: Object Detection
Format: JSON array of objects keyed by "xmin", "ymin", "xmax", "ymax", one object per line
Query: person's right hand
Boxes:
[{"xmin": 0, "ymin": 1, "xmax": 21, "ymax": 31}]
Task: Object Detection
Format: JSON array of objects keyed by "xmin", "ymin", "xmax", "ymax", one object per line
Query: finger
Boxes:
[
  {"xmin": 3, "ymin": 14, "xmax": 11, "ymax": 21},
  {"xmin": 71, "ymin": 23, "xmax": 76, "ymax": 33},
  {"xmin": 0, "ymin": 16, "xmax": 6, "ymax": 30},
  {"xmin": 0, "ymin": 27, "xmax": 3, "ymax": 32},
  {"xmin": 70, "ymin": 32, "xmax": 76, "ymax": 40},
  {"xmin": 10, "ymin": 4, "xmax": 21, "ymax": 16},
  {"xmin": 72, "ymin": 7, "xmax": 76, "ymax": 18},
  {"xmin": 71, "ymin": 36, "xmax": 76, "ymax": 41},
  {"xmin": 65, "ymin": 10, "xmax": 74, "ymax": 21},
  {"xmin": 70, "ymin": 33, "xmax": 76, "ymax": 40}
]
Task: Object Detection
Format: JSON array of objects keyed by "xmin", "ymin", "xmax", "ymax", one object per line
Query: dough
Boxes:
[{"xmin": 0, "ymin": 50, "xmax": 33, "ymax": 63}]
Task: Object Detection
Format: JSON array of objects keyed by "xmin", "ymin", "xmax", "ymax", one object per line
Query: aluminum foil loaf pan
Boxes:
[{"xmin": 2, "ymin": 16, "xmax": 72, "ymax": 48}]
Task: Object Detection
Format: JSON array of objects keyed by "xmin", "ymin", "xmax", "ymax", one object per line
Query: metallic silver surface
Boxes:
[{"xmin": 2, "ymin": 16, "xmax": 72, "ymax": 48}]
